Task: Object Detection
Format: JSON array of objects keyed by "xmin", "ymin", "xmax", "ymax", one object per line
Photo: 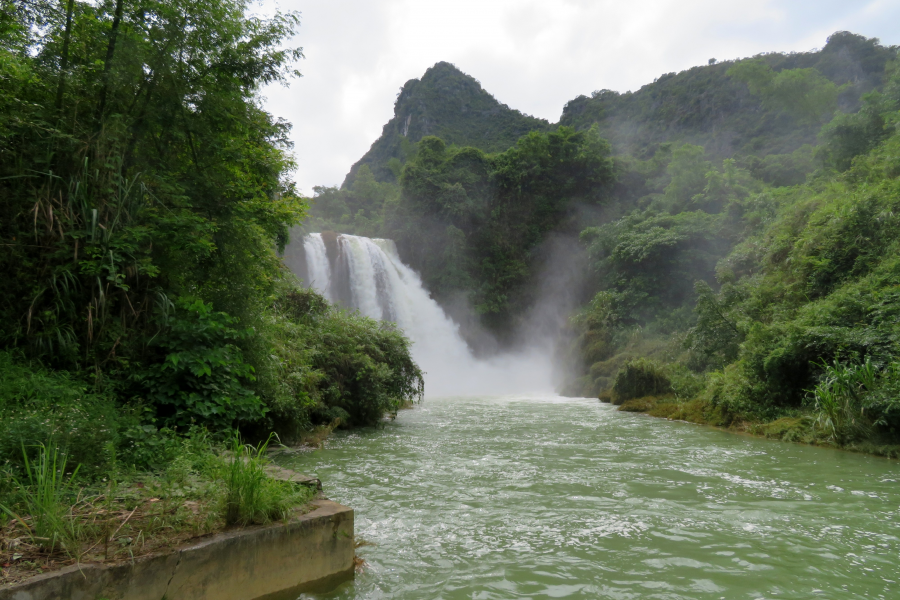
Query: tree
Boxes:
[
  {"xmin": 0, "ymin": 0, "xmax": 304, "ymax": 375},
  {"xmin": 728, "ymin": 60, "xmax": 842, "ymax": 124}
]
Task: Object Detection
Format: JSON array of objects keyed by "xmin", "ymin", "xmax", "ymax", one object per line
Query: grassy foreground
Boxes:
[{"xmin": 0, "ymin": 431, "xmax": 318, "ymax": 585}]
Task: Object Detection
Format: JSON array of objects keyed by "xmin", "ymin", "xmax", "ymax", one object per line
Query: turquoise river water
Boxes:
[{"xmin": 279, "ymin": 394, "xmax": 900, "ymax": 600}]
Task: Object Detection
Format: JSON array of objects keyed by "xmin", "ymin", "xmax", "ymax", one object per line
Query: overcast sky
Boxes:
[{"xmin": 257, "ymin": 0, "xmax": 900, "ymax": 194}]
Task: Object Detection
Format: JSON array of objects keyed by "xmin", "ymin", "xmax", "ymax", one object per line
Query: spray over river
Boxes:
[{"xmin": 281, "ymin": 233, "xmax": 900, "ymax": 599}]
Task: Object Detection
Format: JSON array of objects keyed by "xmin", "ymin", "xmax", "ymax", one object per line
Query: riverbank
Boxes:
[
  {"xmin": 609, "ymin": 393, "xmax": 900, "ymax": 459},
  {"xmin": 0, "ymin": 434, "xmax": 322, "ymax": 588}
]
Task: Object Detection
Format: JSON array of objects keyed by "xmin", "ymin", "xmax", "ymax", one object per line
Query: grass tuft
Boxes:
[
  {"xmin": 220, "ymin": 433, "xmax": 313, "ymax": 527},
  {"xmin": 0, "ymin": 444, "xmax": 83, "ymax": 558}
]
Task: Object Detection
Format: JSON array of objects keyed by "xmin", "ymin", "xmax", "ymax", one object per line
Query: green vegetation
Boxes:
[
  {"xmin": 1, "ymin": 444, "xmax": 83, "ymax": 557},
  {"xmin": 220, "ymin": 433, "xmax": 309, "ymax": 527},
  {"xmin": 560, "ymin": 32, "xmax": 894, "ymax": 160},
  {"xmin": 0, "ymin": 429, "xmax": 316, "ymax": 583},
  {"xmin": 267, "ymin": 287, "xmax": 423, "ymax": 431},
  {"xmin": 610, "ymin": 358, "xmax": 672, "ymax": 405},
  {"xmin": 0, "ymin": 0, "xmax": 422, "ymax": 437},
  {"xmin": 0, "ymin": 0, "xmax": 423, "ymax": 577},
  {"xmin": 562, "ymin": 45, "xmax": 900, "ymax": 455},
  {"xmin": 387, "ymin": 126, "xmax": 614, "ymax": 333}
]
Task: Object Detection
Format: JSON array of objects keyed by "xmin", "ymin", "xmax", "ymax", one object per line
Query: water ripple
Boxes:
[{"xmin": 282, "ymin": 395, "xmax": 900, "ymax": 600}]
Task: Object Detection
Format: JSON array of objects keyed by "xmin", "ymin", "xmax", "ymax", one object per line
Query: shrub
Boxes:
[
  {"xmin": 132, "ymin": 298, "xmax": 264, "ymax": 430},
  {"xmin": 265, "ymin": 286, "xmax": 423, "ymax": 431},
  {"xmin": 611, "ymin": 358, "xmax": 672, "ymax": 404},
  {"xmin": 117, "ymin": 423, "xmax": 182, "ymax": 473},
  {"xmin": 0, "ymin": 351, "xmax": 124, "ymax": 479}
]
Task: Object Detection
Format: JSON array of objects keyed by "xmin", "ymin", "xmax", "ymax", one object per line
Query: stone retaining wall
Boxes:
[{"xmin": 0, "ymin": 499, "xmax": 354, "ymax": 600}]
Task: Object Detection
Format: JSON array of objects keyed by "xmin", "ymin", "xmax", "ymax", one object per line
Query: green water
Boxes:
[{"xmin": 280, "ymin": 395, "xmax": 900, "ymax": 599}]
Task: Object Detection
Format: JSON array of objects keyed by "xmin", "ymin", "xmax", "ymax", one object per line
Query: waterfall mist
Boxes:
[{"xmin": 284, "ymin": 231, "xmax": 553, "ymax": 397}]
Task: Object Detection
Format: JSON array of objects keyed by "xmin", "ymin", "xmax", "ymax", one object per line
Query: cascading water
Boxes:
[{"xmin": 283, "ymin": 231, "xmax": 553, "ymax": 397}]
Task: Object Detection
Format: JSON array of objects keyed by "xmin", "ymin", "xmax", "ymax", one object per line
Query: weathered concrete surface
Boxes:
[
  {"xmin": 0, "ymin": 499, "xmax": 353, "ymax": 600},
  {"xmin": 264, "ymin": 464, "xmax": 322, "ymax": 491}
]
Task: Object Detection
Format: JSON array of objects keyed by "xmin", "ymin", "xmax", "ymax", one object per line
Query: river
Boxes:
[
  {"xmin": 278, "ymin": 396, "xmax": 900, "ymax": 600},
  {"xmin": 278, "ymin": 394, "xmax": 899, "ymax": 599}
]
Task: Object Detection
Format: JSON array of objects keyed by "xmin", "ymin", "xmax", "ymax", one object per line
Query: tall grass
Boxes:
[
  {"xmin": 0, "ymin": 444, "xmax": 84, "ymax": 557},
  {"xmin": 220, "ymin": 433, "xmax": 311, "ymax": 527},
  {"xmin": 811, "ymin": 358, "xmax": 878, "ymax": 445}
]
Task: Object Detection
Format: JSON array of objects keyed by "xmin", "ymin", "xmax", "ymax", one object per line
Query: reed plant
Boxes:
[
  {"xmin": 0, "ymin": 443, "xmax": 84, "ymax": 557},
  {"xmin": 220, "ymin": 433, "xmax": 311, "ymax": 527},
  {"xmin": 811, "ymin": 358, "xmax": 878, "ymax": 445}
]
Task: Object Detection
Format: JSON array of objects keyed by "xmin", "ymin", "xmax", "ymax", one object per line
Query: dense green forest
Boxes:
[
  {"xmin": 309, "ymin": 32, "xmax": 900, "ymax": 452},
  {"xmin": 0, "ymin": 0, "xmax": 423, "ymax": 481},
  {"xmin": 560, "ymin": 31, "xmax": 894, "ymax": 160}
]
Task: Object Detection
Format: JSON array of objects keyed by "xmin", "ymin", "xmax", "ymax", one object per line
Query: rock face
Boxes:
[
  {"xmin": 0, "ymin": 500, "xmax": 353, "ymax": 600},
  {"xmin": 342, "ymin": 61, "xmax": 550, "ymax": 187}
]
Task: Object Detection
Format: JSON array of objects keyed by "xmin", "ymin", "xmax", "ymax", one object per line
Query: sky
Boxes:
[{"xmin": 256, "ymin": 0, "xmax": 900, "ymax": 194}]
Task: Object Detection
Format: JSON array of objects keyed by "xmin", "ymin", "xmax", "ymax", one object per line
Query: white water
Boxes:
[
  {"xmin": 301, "ymin": 234, "xmax": 332, "ymax": 301},
  {"xmin": 288, "ymin": 232, "xmax": 553, "ymax": 397}
]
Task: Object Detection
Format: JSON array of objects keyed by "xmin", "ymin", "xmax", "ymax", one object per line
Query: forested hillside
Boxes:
[{"xmin": 561, "ymin": 32, "xmax": 894, "ymax": 160}]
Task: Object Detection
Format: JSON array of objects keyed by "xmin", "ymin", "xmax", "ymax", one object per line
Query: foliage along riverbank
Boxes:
[
  {"xmin": 566, "ymin": 57, "xmax": 900, "ymax": 456},
  {"xmin": 0, "ymin": 0, "xmax": 422, "ymax": 575},
  {"xmin": 604, "ymin": 361, "xmax": 900, "ymax": 459}
]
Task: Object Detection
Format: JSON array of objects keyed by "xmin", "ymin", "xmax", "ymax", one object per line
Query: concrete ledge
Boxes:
[{"xmin": 0, "ymin": 499, "xmax": 354, "ymax": 600}]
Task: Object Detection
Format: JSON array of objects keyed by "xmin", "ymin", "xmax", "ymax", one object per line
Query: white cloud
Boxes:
[{"xmin": 257, "ymin": 0, "xmax": 900, "ymax": 194}]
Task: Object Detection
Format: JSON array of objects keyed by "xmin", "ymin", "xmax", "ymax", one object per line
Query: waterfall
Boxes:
[
  {"xmin": 302, "ymin": 234, "xmax": 332, "ymax": 301},
  {"xmin": 284, "ymin": 231, "xmax": 553, "ymax": 397}
]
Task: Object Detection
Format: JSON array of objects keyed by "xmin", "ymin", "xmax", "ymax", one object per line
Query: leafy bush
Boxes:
[
  {"xmin": 118, "ymin": 423, "xmax": 186, "ymax": 473},
  {"xmin": 252, "ymin": 286, "xmax": 424, "ymax": 436},
  {"xmin": 611, "ymin": 358, "xmax": 672, "ymax": 404},
  {"xmin": 133, "ymin": 298, "xmax": 264, "ymax": 430}
]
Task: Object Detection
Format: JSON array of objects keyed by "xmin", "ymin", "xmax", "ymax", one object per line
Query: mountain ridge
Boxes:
[
  {"xmin": 339, "ymin": 31, "xmax": 895, "ymax": 190},
  {"xmin": 342, "ymin": 61, "xmax": 551, "ymax": 188}
]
